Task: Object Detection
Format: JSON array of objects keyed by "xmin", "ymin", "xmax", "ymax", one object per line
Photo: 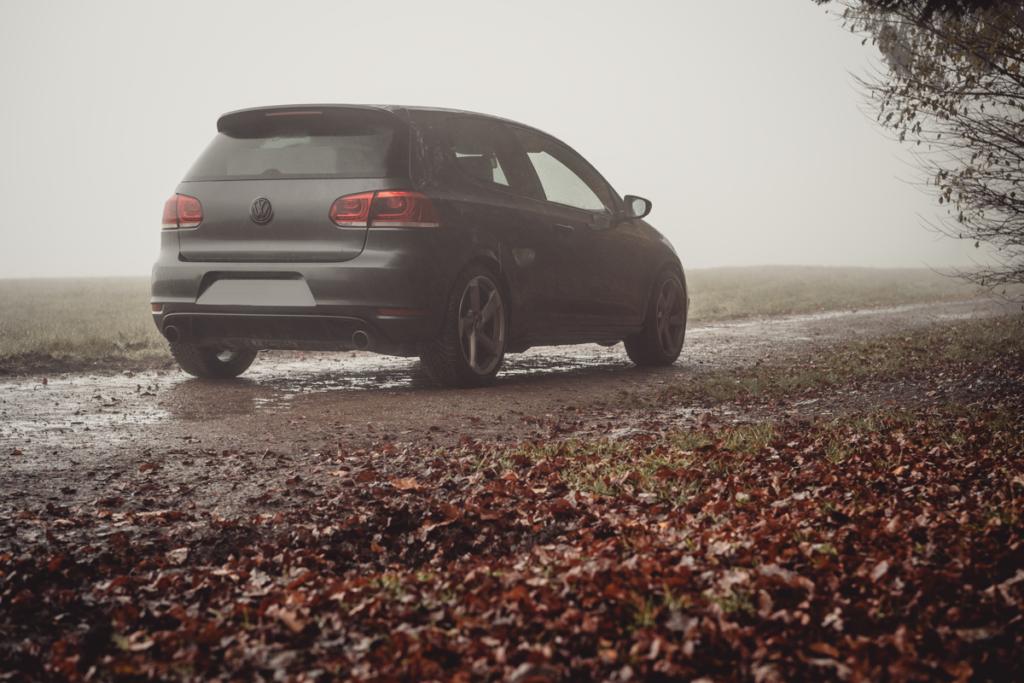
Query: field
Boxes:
[
  {"xmin": 0, "ymin": 278, "xmax": 167, "ymax": 362},
  {"xmin": 684, "ymin": 265, "xmax": 997, "ymax": 320},
  {"xmin": 0, "ymin": 267, "xmax": 1012, "ymax": 363}
]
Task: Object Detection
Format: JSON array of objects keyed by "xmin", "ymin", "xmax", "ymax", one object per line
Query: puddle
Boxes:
[
  {"xmin": 0, "ymin": 372, "xmax": 171, "ymax": 471},
  {"xmin": 222, "ymin": 344, "xmax": 635, "ymax": 399},
  {"xmin": 246, "ymin": 352, "xmax": 423, "ymax": 394}
]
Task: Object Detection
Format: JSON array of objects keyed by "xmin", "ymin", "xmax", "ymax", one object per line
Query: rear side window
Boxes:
[
  {"xmin": 511, "ymin": 127, "xmax": 616, "ymax": 214},
  {"xmin": 445, "ymin": 118, "xmax": 536, "ymax": 194},
  {"xmin": 183, "ymin": 108, "xmax": 407, "ymax": 181}
]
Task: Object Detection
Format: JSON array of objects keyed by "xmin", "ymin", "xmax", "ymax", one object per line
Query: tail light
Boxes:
[
  {"xmin": 329, "ymin": 192, "xmax": 373, "ymax": 227},
  {"xmin": 162, "ymin": 194, "xmax": 203, "ymax": 229},
  {"xmin": 329, "ymin": 191, "xmax": 441, "ymax": 228},
  {"xmin": 370, "ymin": 191, "xmax": 441, "ymax": 227}
]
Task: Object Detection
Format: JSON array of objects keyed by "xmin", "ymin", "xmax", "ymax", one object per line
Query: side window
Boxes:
[
  {"xmin": 511, "ymin": 128, "xmax": 615, "ymax": 214},
  {"xmin": 445, "ymin": 118, "xmax": 534, "ymax": 193}
]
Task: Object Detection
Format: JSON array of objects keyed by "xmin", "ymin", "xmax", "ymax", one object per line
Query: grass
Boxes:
[
  {"xmin": 0, "ymin": 267, "xmax": 1019, "ymax": 362},
  {"xmin": 685, "ymin": 265, "xmax": 1017, "ymax": 321},
  {"xmin": 0, "ymin": 278, "xmax": 167, "ymax": 361},
  {"xmin": 460, "ymin": 421, "xmax": 778, "ymax": 506}
]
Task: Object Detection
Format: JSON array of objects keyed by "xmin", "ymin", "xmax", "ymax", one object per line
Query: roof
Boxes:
[{"xmin": 215, "ymin": 104, "xmax": 543, "ymax": 136}]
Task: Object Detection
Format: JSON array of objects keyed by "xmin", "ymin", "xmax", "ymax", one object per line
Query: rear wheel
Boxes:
[
  {"xmin": 624, "ymin": 269, "xmax": 687, "ymax": 366},
  {"xmin": 170, "ymin": 343, "xmax": 257, "ymax": 379},
  {"xmin": 419, "ymin": 266, "xmax": 507, "ymax": 388}
]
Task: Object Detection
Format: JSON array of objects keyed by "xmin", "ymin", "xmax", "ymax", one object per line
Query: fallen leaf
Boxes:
[
  {"xmin": 438, "ymin": 502, "xmax": 461, "ymax": 520},
  {"xmin": 167, "ymin": 548, "xmax": 189, "ymax": 566},
  {"xmin": 809, "ymin": 642, "xmax": 840, "ymax": 657},
  {"xmin": 942, "ymin": 662, "xmax": 974, "ymax": 683},
  {"xmin": 266, "ymin": 604, "xmax": 307, "ymax": 634}
]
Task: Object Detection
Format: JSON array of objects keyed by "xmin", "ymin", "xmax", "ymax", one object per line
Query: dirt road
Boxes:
[{"xmin": 1, "ymin": 296, "xmax": 1019, "ymax": 517}]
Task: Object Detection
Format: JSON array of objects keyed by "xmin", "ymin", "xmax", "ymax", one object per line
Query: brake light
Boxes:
[
  {"xmin": 370, "ymin": 191, "xmax": 441, "ymax": 227},
  {"xmin": 161, "ymin": 196, "xmax": 177, "ymax": 229},
  {"xmin": 329, "ymin": 192, "xmax": 373, "ymax": 227},
  {"xmin": 329, "ymin": 191, "xmax": 441, "ymax": 228},
  {"xmin": 161, "ymin": 194, "xmax": 203, "ymax": 229}
]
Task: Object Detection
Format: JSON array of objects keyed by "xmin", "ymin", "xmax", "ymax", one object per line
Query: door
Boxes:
[
  {"xmin": 443, "ymin": 117, "xmax": 563, "ymax": 333},
  {"xmin": 510, "ymin": 128, "xmax": 645, "ymax": 327}
]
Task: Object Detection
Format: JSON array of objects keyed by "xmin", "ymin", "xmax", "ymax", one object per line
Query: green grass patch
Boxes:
[
  {"xmin": 460, "ymin": 421, "xmax": 777, "ymax": 506},
  {"xmin": 0, "ymin": 277, "xmax": 168, "ymax": 361}
]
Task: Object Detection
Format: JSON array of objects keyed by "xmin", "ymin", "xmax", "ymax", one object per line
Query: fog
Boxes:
[{"xmin": 0, "ymin": 0, "xmax": 989, "ymax": 279}]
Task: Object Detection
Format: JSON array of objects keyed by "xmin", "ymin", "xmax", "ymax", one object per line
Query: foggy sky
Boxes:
[{"xmin": 0, "ymin": 0, "xmax": 991, "ymax": 279}]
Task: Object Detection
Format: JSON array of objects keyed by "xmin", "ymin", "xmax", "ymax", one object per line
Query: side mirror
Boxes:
[{"xmin": 622, "ymin": 195, "xmax": 652, "ymax": 220}]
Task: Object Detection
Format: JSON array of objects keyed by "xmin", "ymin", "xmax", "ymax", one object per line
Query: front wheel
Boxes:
[
  {"xmin": 170, "ymin": 343, "xmax": 257, "ymax": 379},
  {"xmin": 624, "ymin": 269, "xmax": 687, "ymax": 366},
  {"xmin": 419, "ymin": 266, "xmax": 507, "ymax": 388}
]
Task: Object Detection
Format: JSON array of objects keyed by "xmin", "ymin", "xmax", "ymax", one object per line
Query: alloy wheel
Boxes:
[
  {"xmin": 457, "ymin": 275, "xmax": 506, "ymax": 376},
  {"xmin": 655, "ymin": 278, "xmax": 686, "ymax": 355}
]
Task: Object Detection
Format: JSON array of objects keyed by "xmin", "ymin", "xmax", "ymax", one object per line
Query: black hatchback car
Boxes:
[{"xmin": 151, "ymin": 105, "xmax": 687, "ymax": 387}]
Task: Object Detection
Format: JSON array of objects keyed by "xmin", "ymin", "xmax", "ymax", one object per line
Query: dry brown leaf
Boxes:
[
  {"xmin": 266, "ymin": 604, "xmax": 307, "ymax": 634},
  {"xmin": 391, "ymin": 478, "xmax": 422, "ymax": 491},
  {"xmin": 438, "ymin": 502, "xmax": 461, "ymax": 520},
  {"xmin": 809, "ymin": 642, "xmax": 840, "ymax": 658}
]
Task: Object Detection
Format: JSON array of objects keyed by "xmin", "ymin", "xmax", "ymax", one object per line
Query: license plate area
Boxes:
[{"xmin": 196, "ymin": 279, "xmax": 316, "ymax": 307}]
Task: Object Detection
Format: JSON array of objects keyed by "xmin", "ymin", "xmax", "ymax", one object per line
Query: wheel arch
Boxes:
[
  {"xmin": 624, "ymin": 262, "xmax": 688, "ymax": 367},
  {"xmin": 644, "ymin": 258, "xmax": 688, "ymax": 313},
  {"xmin": 418, "ymin": 258, "xmax": 510, "ymax": 388},
  {"xmin": 447, "ymin": 251, "xmax": 514, "ymax": 329},
  {"xmin": 459, "ymin": 251, "xmax": 502, "ymax": 279}
]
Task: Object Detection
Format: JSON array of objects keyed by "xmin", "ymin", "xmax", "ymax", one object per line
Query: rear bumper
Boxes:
[
  {"xmin": 150, "ymin": 230, "xmax": 452, "ymax": 355},
  {"xmin": 157, "ymin": 311, "xmax": 426, "ymax": 355}
]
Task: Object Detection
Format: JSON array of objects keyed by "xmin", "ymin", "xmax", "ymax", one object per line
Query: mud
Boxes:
[{"xmin": 1, "ymin": 297, "xmax": 1019, "ymax": 518}]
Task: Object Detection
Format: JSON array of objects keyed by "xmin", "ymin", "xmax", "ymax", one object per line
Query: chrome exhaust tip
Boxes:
[
  {"xmin": 163, "ymin": 325, "xmax": 181, "ymax": 343},
  {"xmin": 351, "ymin": 330, "xmax": 371, "ymax": 350}
]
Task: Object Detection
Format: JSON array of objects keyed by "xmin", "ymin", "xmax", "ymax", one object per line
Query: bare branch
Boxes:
[{"xmin": 835, "ymin": 1, "xmax": 1024, "ymax": 285}]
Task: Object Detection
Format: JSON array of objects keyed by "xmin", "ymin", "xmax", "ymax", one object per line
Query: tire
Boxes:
[
  {"xmin": 624, "ymin": 268, "xmax": 687, "ymax": 366},
  {"xmin": 169, "ymin": 342, "xmax": 257, "ymax": 379},
  {"xmin": 419, "ymin": 265, "xmax": 507, "ymax": 388}
]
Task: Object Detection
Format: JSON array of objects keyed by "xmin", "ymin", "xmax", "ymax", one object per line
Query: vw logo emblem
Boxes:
[{"xmin": 250, "ymin": 197, "xmax": 273, "ymax": 224}]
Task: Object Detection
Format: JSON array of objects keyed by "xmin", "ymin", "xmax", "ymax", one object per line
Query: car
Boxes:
[{"xmin": 151, "ymin": 104, "xmax": 688, "ymax": 387}]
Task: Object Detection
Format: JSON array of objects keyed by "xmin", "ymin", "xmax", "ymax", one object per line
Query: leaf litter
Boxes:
[{"xmin": 1, "ymin": 317, "xmax": 1023, "ymax": 681}]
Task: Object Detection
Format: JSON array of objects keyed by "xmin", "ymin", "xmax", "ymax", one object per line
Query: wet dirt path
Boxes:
[{"xmin": 1, "ymin": 297, "xmax": 1018, "ymax": 515}]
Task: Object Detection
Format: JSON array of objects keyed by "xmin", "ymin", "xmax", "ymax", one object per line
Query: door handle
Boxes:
[{"xmin": 555, "ymin": 223, "xmax": 575, "ymax": 234}]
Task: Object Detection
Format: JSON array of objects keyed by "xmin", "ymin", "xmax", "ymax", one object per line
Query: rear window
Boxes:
[{"xmin": 183, "ymin": 108, "xmax": 407, "ymax": 181}]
